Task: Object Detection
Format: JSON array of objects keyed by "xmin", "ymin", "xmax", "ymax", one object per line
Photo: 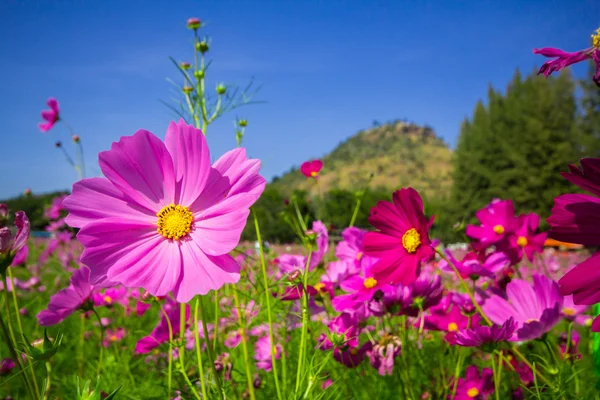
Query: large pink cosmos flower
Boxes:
[
  {"xmin": 63, "ymin": 120, "xmax": 265, "ymax": 303},
  {"xmin": 363, "ymin": 188, "xmax": 435, "ymax": 286},
  {"xmin": 38, "ymin": 98, "xmax": 60, "ymax": 132},
  {"xmin": 548, "ymin": 158, "xmax": 600, "ymax": 330}
]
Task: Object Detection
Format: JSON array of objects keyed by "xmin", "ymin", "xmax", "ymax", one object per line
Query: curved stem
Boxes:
[
  {"xmin": 253, "ymin": 210, "xmax": 283, "ymax": 400},
  {"xmin": 294, "ymin": 247, "xmax": 313, "ymax": 396},
  {"xmin": 91, "ymin": 309, "xmax": 104, "ymax": 377},
  {"xmin": 43, "ymin": 362, "xmax": 51, "ymax": 400},
  {"xmin": 233, "ymin": 288, "xmax": 256, "ymax": 400},
  {"xmin": 436, "ymin": 249, "xmax": 491, "ymax": 325},
  {"xmin": 193, "ymin": 299, "xmax": 209, "ymax": 400},
  {"xmin": 0, "ymin": 313, "xmax": 37, "ymax": 399},
  {"xmin": 157, "ymin": 302, "xmax": 173, "ymax": 399},
  {"xmin": 199, "ymin": 295, "xmax": 224, "ymax": 399},
  {"xmin": 349, "ymin": 197, "xmax": 362, "ymax": 227}
]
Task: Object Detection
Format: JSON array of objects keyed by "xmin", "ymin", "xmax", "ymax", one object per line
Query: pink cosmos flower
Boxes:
[
  {"xmin": 92, "ymin": 286, "xmax": 128, "ymax": 308},
  {"xmin": 438, "ymin": 249, "xmax": 496, "ymax": 280},
  {"xmin": 452, "ymin": 366, "xmax": 494, "ymax": 400},
  {"xmin": 363, "ymin": 188, "xmax": 435, "ymax": 286},
  {"xmin": 45, "ymin": 195, "xmax": 67, "ymax": 220},
  {"xmin": 466, "ymin": 199, "xmax": 516, "ymax": 249},
  {"xmin": 254, "ymin": 335, "xmax": 281, "ymax": 372},
  {"xmin": 502, "ymin": 214, "xmax": 547, "ymax": 263},
  {"xmin": 561, "ymin": 295, "xmax": 590, "ymax": 326},
  {"xmin": 38, "ymin": 98, "xmax": 60, "ymax": 132},
  {"xmin": 0, "ymin": 358, "xmax": 15, "ymax": 375},
  {"xmin": 103, "ymin": 327, "xmax": 126, "ymax": 347},
  {"xmin": 300, "ymin": 159, "xmax": 323, "ymax": 178},
  {"xmin": 135, "ymin": 298, "xmax": 189, "ymax": 354},
  {"xmin": 454, "ymin": 318, "xmax": 517, "ymax": 348},
  {"xmin": 333, "ymin": 341, "xmax": 372, "ymax": 368},
  {"xmin": 368, "ymin": 334, "xmax": 401, "ymax": 376},
  {"xmin": 483, "ymin": 274, "xmax": 563, "ymax": 341},
  {"xmin": 37, "ymin": 266, "xmax": 94, "ymax": 326},
  {"xmin": 0, "ymin": 211, "xmax": 30, "ymax": 271},
  {"xmin": 63, "ymin": 120, "xmax": 265, "ymax": 303}
]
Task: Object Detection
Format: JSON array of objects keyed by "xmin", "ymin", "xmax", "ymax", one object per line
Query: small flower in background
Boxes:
[
  {"xmin": 333, "ymin": 341, "xmax": 372, "ymax": 368},
  {"xmin": 502, "ymin": 213, "xmax": 547, "ymax": 263},
  {"xmin": 103, "ymin": 327, "xmax": 126, "ymax": 347},
  {"xmin": 0, "ymin": 211, "xmax": 30, "ymax": 273},
  {"xmin": 300, "ymin": 159, "xmax": 323, "ymax": 178},
  {"xmin": 559, "ymin": 330, "xmax": 582, "ymax": 360},
  {"xmin": 23, "ymin": 188, "xmax": 32, "ymax": 196},
  {"xmin": 63, "ymin": 120, "xmax": 265, "ymax": 303},
  {"xmin": 364, "ymin": 188, "xmax": 435, "ymax": 286},
  {"xmin": 533, "ymin": 27, "xmax": 600, "ymax": 86},
  {"xmin": 187, "ymin": 17, "xmax": 201, "ymax": 29},
  {"xmin": 37, "ymin": 266, "xmax": 94, "ymax": 326},
  {"xmin": 483, "ymin": 274, "xmax": 562, "ymax": 341},
  {"xmin": 368, "ymin": 333, "xmax": 401, "ymax": 376},
  {"xmin": 38, "ymin": 97, "xmax": 60, "ymax": 132},
  {"xmin": 452, "ymin": 365, "xmax": 494, "ymax": 400},
  {"xmin": 466, "ymin": 199, "xmax": 516, "ymax": 249},
  {"xmin": 254, "ymin": 335, "xmax": 281, "ymax": 372},
  {"xmin": 135, "ymin": 298, "xmax": 189, "ymax": 354},
  {"xmin": 561, "ymin": 294, "xmax": 589, "ymax": 325},
  {"xmin": 455, "ymin": 318, "xmax": 517, "ymax": 348},
  {"xmin": 214, "ymin": 352, "xmax": 233, "ymax": 381},
  {"xmin": 0, "ymin": 358, "xmax": 15, "ymax": 375}
]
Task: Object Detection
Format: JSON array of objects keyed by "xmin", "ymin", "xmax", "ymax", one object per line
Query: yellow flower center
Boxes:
[
  {"xmin": 363, "ymin": 277, "xmax": 377, "ymax": 289},
  {"xmin": 526, "ymin": 318, "xmax": 539, "ymax": 323},
  {"xmin": 356, "ymin": 251, "xmax": 363, "ymax": 261},
  {"xmin": 493, "ymin": 225, "xmax": 504, "ymax": 234},
  {"xmin": 314, "ymin": 282, "xmax": 326, "ymax": 292},
  {"xmin": 401, "ymin": 228, "xmax": 421, "ymax": 253},
  {"xmin": 467, "ymin": 387, "xmax": 479, "ymax": 398},
  {"xmin": 517, "ymin": 236, "xmax": 528, "ymax": 247},
  {"xmin": 447, "ymin": 322, "xmax": 458, "ymax": 332},
  {"xmin": 103, "ymin": 295, "xmax": 113, "ymax": 305},
  {"xmin": 156, "ymin": 204, "xmax": 193, "ymax": 240},
  {"xmin": 349, "ymin": 348, "xmax": 358, "ymax": 356},
  {"xmin": 110, "ymin": 335, "xmax": 118, "ymax": 342},
  {"xmin": 563, "ymin": 307, "xmax": 576, "ymax": 316},
  {"xmin": 310, "ymin": 171, "xmax": 318, "ymax": 177},
  {"xmin": 592, "ymin": 28, "xmax": 600, "ymax": 48}
]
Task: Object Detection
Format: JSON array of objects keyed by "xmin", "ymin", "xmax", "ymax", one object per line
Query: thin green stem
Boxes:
[
  {"xmin": 233, "ymin": 288, "xmax": 256, "ymax": 400},
  {"xmin": 199, "ymin": 295, "xmax": 224, "ymax": 399},
  {"xmin": 349, "ymin": 197, "xmax": 362, "ymax": 227},
  {"xmin": 490, "ymin": 353, "xmax": 500, "ymax": 400},
  {"xmin": 179, "ymin": 303, "xmax": 186, "ymax": 367},
  {"xmin": 0, "ymin": 313, "xmax": 37, "ymax": 399},
  {"xmin": 178, "ymin": 365, "xmax": 202, "ymax": 400},
  {"xmin": 91, "ymin": 309, "xmax": 105, "ymax": 378},
  {"xmin": 78, "ymin": 314, "xmax": 85, "ymax": 376},
  {"xmin": 213, "ymin": 290, "xmax": 219, "ymax": 352},
  {"xmin": 157, "ymin": 302, "xmax": 173, "ymax": 399},
  {"xmin": 193, "ymin": 298, "xmax": 209, "ymax": 400},
  {"xmin": 253, "ymin": 210, "xmax": 283, "ymax": 400},
  {"xmin": 43, "ymin": 362, "xmax": 51, "ymax": 400},
  {"xmin": 512, "ymin": 347, "xmax": 552, "ymax": 387},
  {"xmin": 295, "ymin": 247, "xmax": 313, "ymax": 396}
]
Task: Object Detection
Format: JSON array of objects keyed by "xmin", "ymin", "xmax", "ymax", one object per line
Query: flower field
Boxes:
[{"xmin": 2, "ymin": 13, "xmax": 600, "ymax": 400}]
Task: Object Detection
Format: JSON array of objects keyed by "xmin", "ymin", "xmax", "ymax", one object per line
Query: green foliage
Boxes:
[
  {"xmin": 578, "ymin": 61, "xmax": 600, "ymax": 158},
  {"xmin": 1, "ymin": 191, "xmax": 67, "ymax": 230},
  {"xmin": 449, "ymin": 69, "xmax": 583, "ymax": 230}
]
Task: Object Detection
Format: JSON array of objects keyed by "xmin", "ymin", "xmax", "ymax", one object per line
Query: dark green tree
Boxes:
[{"xmin": 578, "ymin": 61, "xmax": 600, "ymax": 158}]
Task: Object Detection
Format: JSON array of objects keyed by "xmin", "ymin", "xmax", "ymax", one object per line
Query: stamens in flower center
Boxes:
[
  {"xmin": 401, "ymin": 228, "xmax": 421, "ymax": 253},
  {"xmin": 103, "ymin": 296, "xmax": 113, "ymax": 305},
  {"xmin": 517, "ymin": 236, "xmax": 528, "ymax": 247},
  {"xmin": 467, "ymin": 387, "xmax": 479, "ymax": 398},
  {"xmin": 363, "ymin": 277, "xmax": 377, "ymax": 289},
  {"xmin": 592, "ymin": 28, "xmax": 600, "ymax": 48},
  {"xmin": 447, "ymin": 322, "xmax": 458, "ymax": 332},
  {"xmin": 493, "ymin": 224, "xmax": 504, "ymax": 234},
  {"xmin": 157, "ymin": 204, "xmax": 193, "ymax": 240}
]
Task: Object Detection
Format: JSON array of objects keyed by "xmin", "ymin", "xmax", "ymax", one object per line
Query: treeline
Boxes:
[{"xmin": 1, "ymin": 191, "xmax": 68, "ymax": 230}]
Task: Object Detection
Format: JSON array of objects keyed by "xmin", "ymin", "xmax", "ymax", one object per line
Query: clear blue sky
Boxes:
[{"xmin": 1, "ymin": 0, "xmax": 598, "ymax": 199}]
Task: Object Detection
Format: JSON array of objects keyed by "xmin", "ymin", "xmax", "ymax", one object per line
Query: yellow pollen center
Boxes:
[
  {"xmin": 363, "ymin": 277, "xmax": 377, "ymax": 289},
  {"xmin": 349, "ymin": 348, "xmax": 358, "ymax": 356},
  {"xmin": 310, "ymin": 171, "xmax": 318, "ymax": 177},
  {"xmin": 356, "ymin": 251, "xmax": 363, "ymax": 261},
  {"xmin": 447, "ymin": 322, "xmax": 458, "ymax": 332},
  {"xmin": 517, "ymin": 236, "xmax": 528, "ymax": 247},
  {"xmin": 401, "ymin": 228, "xmax": 421, "ymax": 253},
  {"xmin": 103, "ymin": 296, "xmax": 112, "ymax": 305},
  {"xmin": 467, "ymin": 387, "xmax": 479, "ymax": 398},
  {"xmin": 563, "ymin": 307, "xmax": 576, "ymax": 316},
  {"xmin": 592, "ymin": 28, "xmax": 600, "ymax": 48},
  {"xmin": 526, "ymin": 318, "xmax": 539, "ymax": 323},
  {"xmin": 156, "ymin": 204, "xmax": 193, "ymax": 240},
  {"xmin": 314, "ymin": 282, "xmax": 326, "ymax": 292},
  {"xmin": 110, "ymin": 335, "xmax": 118, "ymax": 342},
  {"xmin": 493, "ymin": 225, "xmax": 504, "ymax": 234}
]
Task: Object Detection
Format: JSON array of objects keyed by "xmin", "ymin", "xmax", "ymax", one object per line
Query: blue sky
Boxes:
[{"xmin": 1, "ymin": 0, "xmax": 598, "ymax": 198}]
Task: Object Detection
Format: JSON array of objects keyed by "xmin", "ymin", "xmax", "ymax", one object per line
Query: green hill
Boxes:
[{"xmin": 271, "ymin": 120, "xmax": 454, "ymax": 199}]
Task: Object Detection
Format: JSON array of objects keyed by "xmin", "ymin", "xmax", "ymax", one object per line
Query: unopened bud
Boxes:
[
  {"xmin": 182, "ymin": 86, "xmax": 194, "ymax": 94},
  {"xmin": 216, "ymin": 84, "xmax": 226, "ymax": 95},
  {"xmin": 239, "ymin": 119, "xmax": 248, "ymax": 127},
  {"xmin": 180, "ymin": 61, "xmax": 191, "ymax": 70},
  {"xmin": 187, "ymin": 18, "xmax": 201, "ymax": 30},
  {"xmin": 141, "ymin": 290, "xmax": 153, "ymax": 302},
  {"xmin": 288, "ymin": 270, "xmax": 302, "ymax": 282},
  {"xmin": 72, "ymin": 135, "xmax": 80, "ymax": 143},
  {"xmin": 55, "ymin": 141, "xmax": 62, "ymax": 148},
  {"xmin": 253, "ymin": 374, "xmax": 262, "ymax": 389},
  {"xmin": 196, "ymin": 40, "xmax": 209, "ymax": 53},
  {"xmin": 23, "ymin": 188, "xmax": 32, "ymax": 196},
  {"xmin": 194, "ymin": 70, "xmax": 205, "ymax": 79}
]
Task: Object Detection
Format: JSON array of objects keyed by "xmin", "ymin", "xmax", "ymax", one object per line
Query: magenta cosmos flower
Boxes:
[
  {"xmin": 363, "ymin": 188, "xmax": 435, "ymax": 286},
  {"xmin": 483, "ymin": 274, "xmax": 562, "ymax": 341},
  {"xmin": 37, "ymin": 266, "xmax": 94, "ymax": 326},
  {"xmin": 38, "ymin": 98, "xmax": 60, "ymax": 132},
  {"xmin": 502, "ymin": 213, "xmax": 547, "ymax": 263},
  {"xmin": 300, "ymin": 159, "xmax": 323, "ymax": 178},
  {"xmin": 455, "ymin": 318, "xmax": 517, "ymax": 348},
  {"xmin": 63, "ymin": 120, "xmax": 265, "ymax": 303},
  {"xmin": 0, "ymin": 211, "xmax": 30, "ymax": 272},
  {"xmin": 452, "ymin": 366, "xmax": 494, "ymax": 400},
  {"xmin": 466, "ymin": 199, "xmax": 516, "ymax": 249}
]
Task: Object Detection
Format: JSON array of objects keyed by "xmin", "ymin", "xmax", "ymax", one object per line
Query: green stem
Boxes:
[
  {"xmin": 157, "ymin": 302, "xmax": 173, "ymax": 399},
  {"xmin": 179, "ymin": 303, "xmax": 186, "ymax": 367},
  {"xmin": 294, "ymin": 247, "xmax": 313, "ymax": 396},
  {"xmin": 0, "ymin": 313, "xmax": 37, "ymax": 399},
  {"xmin": 78, "ymin": 314, "xmax": 85, "ymax": 376},
  {"xmin": 253, "ymin": 210, "xmax": 283, "ymax": 400},
  {"xmin": 91, "ymin": 309, "xmax": 105, "ymax": 377},
  {"xmin": 490, "ymin": 353, "xmax": 500, "ymax": 400},
  {"xmin": 213, "ymin": 290, "xmax": 219, "ymax": 352},
  {"xmin": 233, "ymin": 288, "xmax": 256, "ymax": 400},
  {"xmin": 193, "ymin": 298, "xmax": 209, "ymax": 400},
  {"xmin": 199, "ymin": 295, "xmax": 224, "ymax": 399},
  {"xmin": 43, "ymin": 362, "xmax": 51, "ymax": 400},
  {"xmin": 349, "ymin": 197, "xmax": 362, "ymax": 227}
]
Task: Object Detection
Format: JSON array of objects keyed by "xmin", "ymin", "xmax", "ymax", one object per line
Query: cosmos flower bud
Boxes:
[
  {"xmin": 216, "ymin": 84, "xmax": 226, "ymax": 95},
  {"xmin": 288, "ymin": 270, "xmax": 302, "ymax": 282},
  {"xmin": 0, "ymin": 358, "xmax": 15, "ymax": 376},
  {"xmin": 72, "ymin": 135, "xmax": 80, "ymax": 143},
  {"xmin": 194, "ymin": 70, "xmax": 205, "ymax": 79},
  {"xmin": 182, "ymin": 86, "xmax": 194, "ymax": 94},
  {"xmin": 239, "ymin": 119, "xmax": 248, "ymax": 127},
  {"xmin": 180, "ymin": 61, "xmax": 191, "ymax": 70},
  {"xmin": 196, "ymin": 40, "xmax": 209, "ymax": 53},
  {"xmin": 23, "ymin": 329, "xmax": 63, "ymax": 362},
  {"xmin": 55, "ymin": 141, "xmax": 62, "ymax": 148},
  {"xmin": 253, "ymin": 374, "xmax": 262, "ymax": 389},
  {"xmin": 187, "ymin": 18, "xmax": 201, "ymax": 30},
  {"xmin": 23, "ymin": 188, "xmax": 32, "ymax": 196}
]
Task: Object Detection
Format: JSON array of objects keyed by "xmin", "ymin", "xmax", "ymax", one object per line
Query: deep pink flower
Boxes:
[
  {"xmin": 300, "ymin": 159, "xmax": 323, "ymax": 178},
  {"xmin": 333, "ymin": 341, "xmax": 372, "ymax": 368},
  {"xmin": 452, "ymin": 366, "xmax": 494, "ymax": 400},
  {"xmin": 37, "ymin": 266, "xmax": 94, "ymax": 326},
  {"xmin": 38, "ymin": 98, "xmax": 60, "ymax": 132},
  {"xmin": 533, "ymin": 47, "xmax": 591, "ymax": 77},
  {"xmin": 483, "ymin": 274, "xmax": 562, "ymax": 341},
  {"xmin": 92, "ymin": 286, "xmax": 128, "ymax": 308},
  {"xmin": 317, "ymin": 312, "xmax": 359, "ymax": 350},
  {"xmin": 103, "ymin": 327, "xmax": 126, "ymax": 347},
  {"xmin": 368, "ymin": 334, "xmax": 401, "ymax": 376},
  {"xmin": 0, "ymin": 358, "xmax": 15, "ymax": 376},
  {"xmin": 332, "ymin": 272, "xmax": 387, "ymax": 312},
  {"xmin": 439, "ymin": 249, "xmax": 496, "ymax": 280},
  {"xmin": 0, "ymin": 211, "xmax": 30, "ymax": 271},
  {"xmin": 254, "ymin": 335, "xmax": 281, "ymax": 372},
  {"xmin": 363, "ymin": 188, "xmax": 435, "ymax": 286},
  {"xmin": 321, "ymin": 259, "xmax": 359, "ymax": 288},
  {"xmin": 561, "ymin": 295, "xmax": 589, "ymax": 325},
  {"xmin": 64, "ymin": 120, "xmax": 265, "ymax": 303},
  {"xmin": 45, "ymin": 195, "xmax": 67, "ymax": 220},
  {"xmin": 455, "ymin": 318, "xmax": 517, "ymax": 348},
  {"xmin": 503, "ymin": 214, "xmax": 547, "ymax": 263},
  {"xmin": 466, "ymin": 199, "xmax": 516, "ymax": 249},
  {"xmin": 135, "ymin": 298, "xmax": 189, "ymax": 354}
]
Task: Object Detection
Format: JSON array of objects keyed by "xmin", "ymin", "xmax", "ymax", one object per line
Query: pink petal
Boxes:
[
  {"xmin": 164, "ymin": 120, "xmax": 211, "ymax": 206},
  {"xmin": 506, "ymin": 279, "xmax": 541, "ymax": 320},
  {"xmin": 47, "ymin": 98, "xmax": 59, "ymax": 113},
  {"xmin": 191, "ymin": 207, "xmax": 250, "ymax": 256},
  {"xmin": 173, "ymin": 242, "xmax": 240, "ymax": 302},
  {"xmin": 64, "ymin": 177, "xmax": 155, "ymax": 228},
  {"xmin": 99, "ymin": 129, "xmax": 176, "ymax": 212}
]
